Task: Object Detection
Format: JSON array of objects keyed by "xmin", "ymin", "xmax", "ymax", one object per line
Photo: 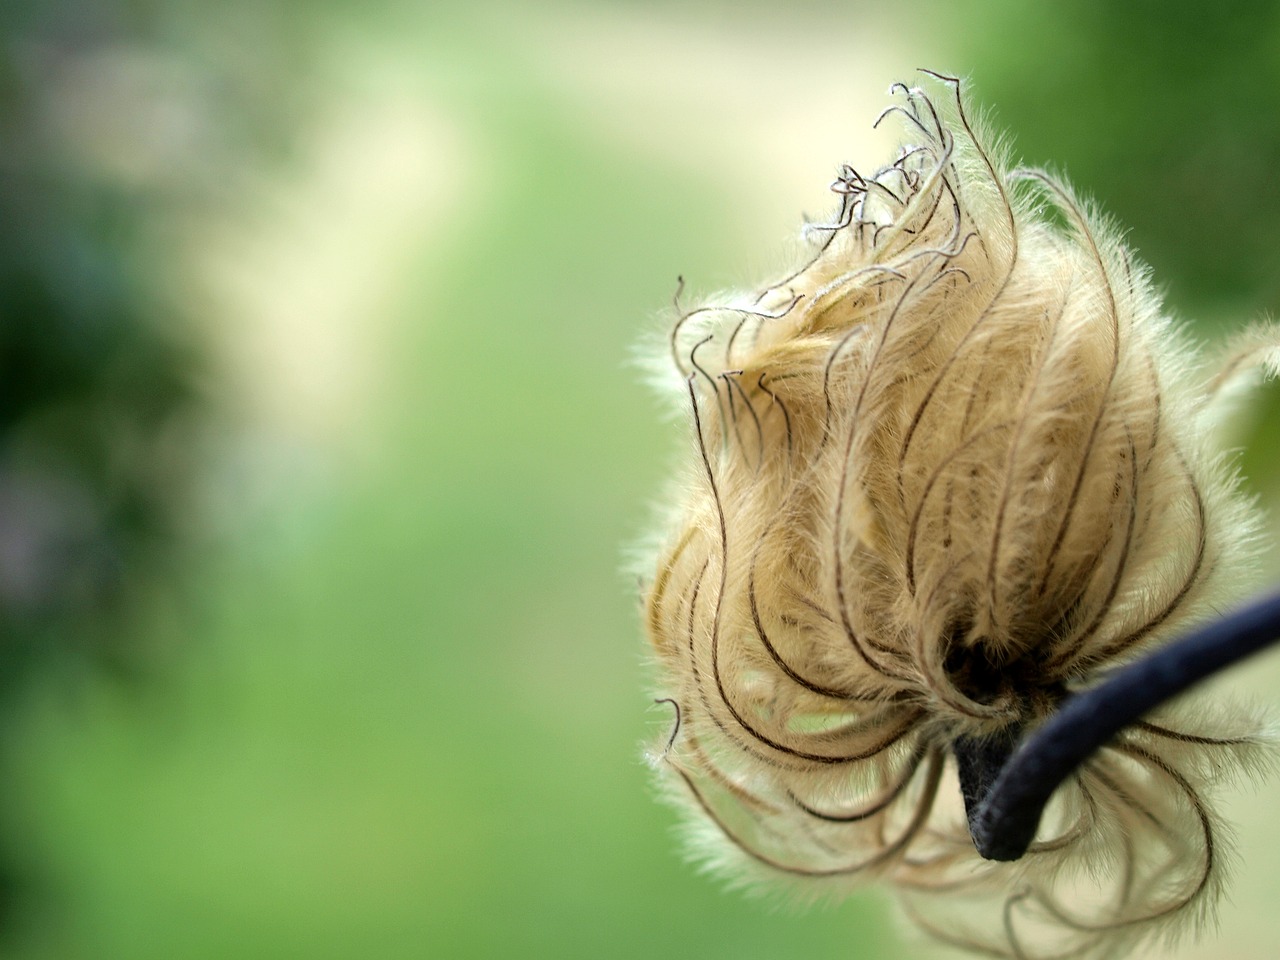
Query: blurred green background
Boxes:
[{"xmin": 2, "ymin": 2, "xmax": 1279, "ymax": 958}]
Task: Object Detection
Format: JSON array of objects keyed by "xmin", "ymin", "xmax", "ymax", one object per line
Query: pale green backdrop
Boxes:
[{"xmin": 1, "ymin": 3, "xmax": 1278, "ymax": 959}]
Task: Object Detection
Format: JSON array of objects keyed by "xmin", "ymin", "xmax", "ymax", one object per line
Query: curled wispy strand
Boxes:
[{"xmin": 641, "ymin": 71, "xmax": 1280, "ymax": 960}]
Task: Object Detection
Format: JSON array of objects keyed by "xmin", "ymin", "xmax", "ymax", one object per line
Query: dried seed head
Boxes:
[{"xmin": 642, "ymin": 72, "xmax": 1279, "ymax": 959}]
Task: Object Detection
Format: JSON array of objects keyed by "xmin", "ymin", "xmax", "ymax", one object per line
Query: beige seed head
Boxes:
[{"xmin": 642, "ymin": 72, "xmax": 1279, "ymax": 960}]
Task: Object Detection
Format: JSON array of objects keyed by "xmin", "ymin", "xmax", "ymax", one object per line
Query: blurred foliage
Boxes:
[
  {"xmin": 0, "ymin": 0, "xmax": 323, "ymax": 674},
  {"xmin": 958, "ymin": 0, "xmax": 1280, "ymax": 511},
  {"xmin": 0, "ymin": 0, "xmax": 190, "ymax": 671},
  {"xmin": 959, "ymin": 0, "xmax": 1280, "ymax": 322},
  {"xmin": 0, "ymin": 2, "xmax": 1275, "ymax": 959},
  {"xmin": 0, "ymin": 0, "xmax": 335, "ymax": 924}
]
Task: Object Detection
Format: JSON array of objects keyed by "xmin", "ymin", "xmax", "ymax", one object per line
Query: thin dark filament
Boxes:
[
  {"xmin": 886, "ymin": 81, "xmax": 920, "ymax": 109},
  {"xmin": 831, "ymin": 421, "xmax": 915, "ymax": 678},
  {"xmin": 939, "ymin": 162, "xmax": 965, "ymax": 227},
  {"xmin": 678, "ymin": 730, "xmax": 784, "ymax": 815},
  {"xmin": 1066, "ymin": 442, "xmax": 1206, "ymax": 669},
  {"xmin": 684, "ymin": 556, "xmax": 814, "ymax": 774},
  {"xmin": 925, "ymin": 266, "xmax": 972, "ymax": 291},
  {"xmin": 822, "ymin": 293, "xmax": 923, "ymax": 675},
  {"xmin": 655, "ymin": 698, "xmax": 682, "ymax": 753},
  {"xmin": 722, "ymin": 372, "xmax": 764, "ymax": 473},
  {"xmin": 720, "ymin": 371, "xmax": 749, "ymax": 463},
  {"xmin": 1086, "ymin": 758, "xmax": 1170, "ymax": 839},
  {"xmin": 668, "ymin": 748, "xmax": 943, "ymax": 877},
  {"xmin": 682, "ymin": 559, "xmax": 786, "ymax": 775},
  {"xmin": 790, "ymin": 805, "xmax": 852, "ymax": 859},
  {"xmin": 850, "ymin": 218, "xmax": 873, "ymax": 252},
  {"xmin": 812, "ymin": 265, "xmax": 909, "ymax": 444},
  {"xmin": 893, "ymin": 143, "xmax": 930, "ymax": 169},
  {"xmin": 841, "ymin": 261, "xmax": 934, "ymax": 453},
  {"xmin": 645, "ymin": 526, "xmax": 696, "ymax": 654},
  {"xmin": 834, "ymin": 162, "xmax": 868, "ymax": 189},
  {"xmin": 1119, "ymin": 247, "xmax": 1135, "ymax": 295},
  {"xmin": 831, "ymin": 264, "xmax": 949, "ymax": 659},
  {"xmin": 863, "ymin": 178, "xmax": 905, "ymax": 208},
  {"xmin": 693, "ymin": 372, "xmax": 841, "ymax": 760},
  {"xmin": 756, "ymin": 373, "xmax": 794, "ymax": 464},
  {"xmin": 882, "ymin": 297, "xmax": 951, "ymax": 377},
  {"xmin": 747, "ymin": 557, "xmax": 867, "ymax": 701},
  {"xmin": 671, "ymin": 295, "xmax": 805, "ymax": 377},
  {"xmin": 919, "ymin": 72, "xmax": 989, "ymax": 200},
  {"xmin": 683, "ymin": 557, "xmax": 712, "ymax": 688},
  {"xmin": 1132, "ymin": 719, "xmax": 1255, "ymax": 746},
  {"xmin": 910, "ymin": 75, "xmax": 950, "ymax": 143},
  {"xmin": 688, "ymin": 335, "xmax": 729, "ymax": 441},
  {"xmin": 724, "ymin": 315, "xmax": 751, "ymax": 369},
  {"xmin": 809, "ymin": 195, "xmax": 860, "ymax": 236},
  {"xmin": 1141, "ymin": 352, "xmax": 1162, "ymax": 467},
  {"xmin": 1015, "ymin": 177, "xmax": 1121, "ymax": 604},
  {"xmin": 694, "ymin": 644, "xmax": 917, "ymax": 769},
  {"xmin": 898, "ymin": 170, "xmax": 949, "ymax": 240},
  {"xmin": 1030, "ymin": 740, "xmax": 1212, "ymax": 931},
  {"xmin": 690, "ymin": 375, "xmax": 920, "ymax": 760},
  {"xmin": 789, "ymin": 743, "xmax": 925, "ymax": 822},
  {"xmin": 680, "ymin": 422, "xmax": 806, "ymax": 770},
  {"xmin": 867, "ymin": 133, "xmax": 958, "ymax": 257},
  {"xmin": 1023, "ymin": 776, "xmax": 1095, "ymax": 854},
  {"xmin": 694, "ymin": 685, "xmax": 821, "ymax": 775},
  {"xmin": 712, "ymin": 610, "xmax": 922, "ymax": 764},
  {"xmin": 786, "ymin": 587, "xmax": 837, "ymax": 625},
  {"xmin": 803, "ymin": 271, "xmax": 906, "ymax": 368},
  {"xmin": 896, "ymin": 225, "xmax": 978, "ymax": 271},
  {"xmin": 873, "ymin": 222, "xmax": 905, "ymax": 247},
  {"xmin": 898, "ymin": 76, "xmax": 1019, "ymax": 471},
  {"xmin": 985, "ymin": 295, "xmax": 1069, "ymax": 626},
  {"xmin": 899, "ymin": 79, "xmax": 940, "ymax": 136},
  {"xmin": 936, "ymin": 170, "xmax": 966, "ymax": 249},
  {"xmin": 879, "ymin": 163, "xmax": 943, "ymax": 239},
  {"xmin": 874, "ymin": 103, "xmax": 934, "ymax": 140},
  {"xmin": 754, "ymin": 188, "xmax": 859, "ymax": 306},
  {"xmin": 1045, "ymin": 434, "xmax": 1140, "ymax": 669},
  {"xmin": 874, "ymin": 161, "xmax": 920, "ymax": 193},
  {"xmin": 669, "ymin": 275, "xmax": 686, "ymax": 350},
  {"xmin": 906, "ymin": 423, "xmax": 1011, "ymax": 594},
  {"xmin": 953, "ymin": 339, "xmax": 1001, "ymax": 447},
  {"xmin": 895, "ymin": 154, "xmax": 964, "ymax": 257},
  {"xmin": 728, "ymin": 291, "xmax": 804, "ymax": 367},
  {"xmin": 807, "ymin": 192, "xmax": 861, "ymax": 231},
  {"xmin": 1034, "ymin": 485, "xmax": 1123, "ymax": 651}
]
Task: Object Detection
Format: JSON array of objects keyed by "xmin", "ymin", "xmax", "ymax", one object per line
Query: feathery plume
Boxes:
[{"xmin": 641, "ymin": 71, "xmax": 1280, "ymax": 959}]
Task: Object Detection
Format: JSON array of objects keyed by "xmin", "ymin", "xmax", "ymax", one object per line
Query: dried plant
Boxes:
[{"xmin": 640, "ymin": 71, "xmax": 1280, "ymax": 959}]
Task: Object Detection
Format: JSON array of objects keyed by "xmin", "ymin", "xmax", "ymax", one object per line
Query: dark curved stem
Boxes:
[
  {"xmin": 954, "ymin": 728, "xmax": 1020, "ymax": 829},
  {"xmin": 963, "ymin": 590, "xmax": 1280, "ymax": 861}
]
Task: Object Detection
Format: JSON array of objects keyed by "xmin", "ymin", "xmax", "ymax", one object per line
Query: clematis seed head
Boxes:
[{"xmin": 641, "ymin": 72, "xmax": 1280, "ymax": 960}]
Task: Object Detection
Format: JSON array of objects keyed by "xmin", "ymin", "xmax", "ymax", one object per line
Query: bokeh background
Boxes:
[{"xmin": 2, "ymin": 1, "xmax": 1280, "ymax": 958}]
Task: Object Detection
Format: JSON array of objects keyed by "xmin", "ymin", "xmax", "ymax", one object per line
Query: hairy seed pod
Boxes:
[{"xmin": 641, "ymin": 72, "xmax": 1279, "ymax": 960}]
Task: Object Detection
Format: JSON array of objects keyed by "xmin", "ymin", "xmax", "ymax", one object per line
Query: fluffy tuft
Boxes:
[{"xmin": 640, "ymin": 73, "xmax": 1280, "ymax": 960}]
